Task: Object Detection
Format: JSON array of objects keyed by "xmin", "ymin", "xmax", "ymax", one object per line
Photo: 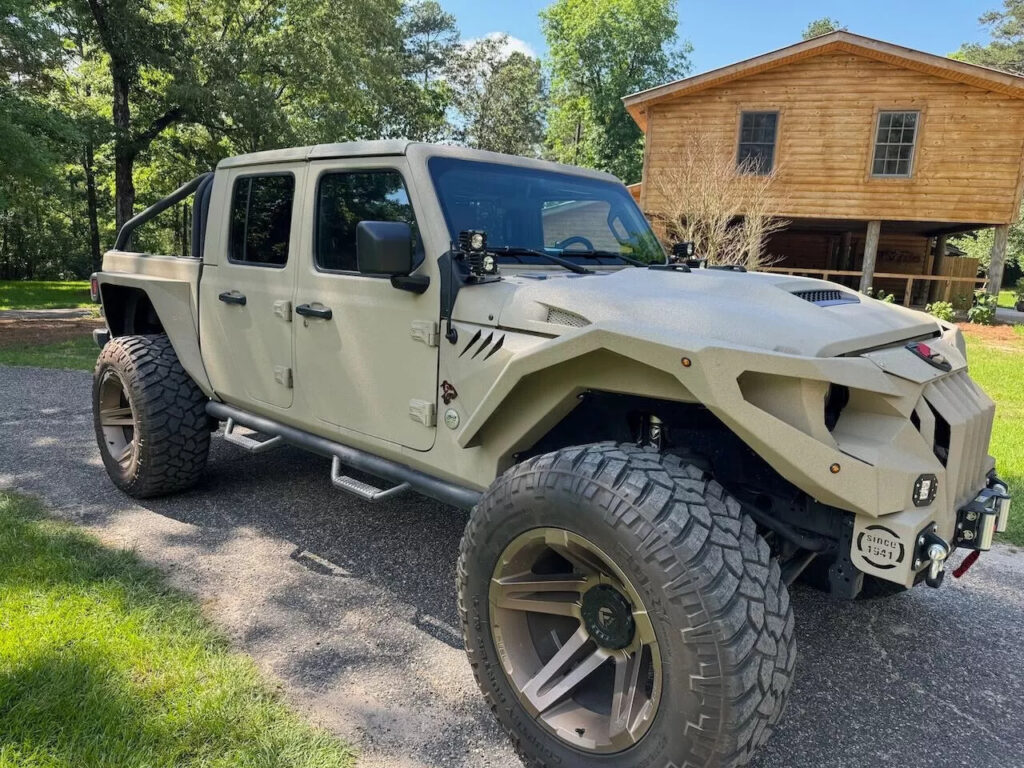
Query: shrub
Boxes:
[
  {"xmin": 967, "ymin": 290, "xmax": 998, "ymax": 325},
  {"xmin": 926, "ymin": 301, "xmax": 955, "ymax": 322},
  {"xmin": 864, "ymin": 287, "xmax": 895, "ymax": 303},
  {"xmin": 1014, "ymin": 277, "xmax": 1024, "ymax": 303}
]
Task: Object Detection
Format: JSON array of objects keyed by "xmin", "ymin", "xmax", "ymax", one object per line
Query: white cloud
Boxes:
[{"xmin": 462, "ymin": 32, "xmax": 538, "ymax": 60}]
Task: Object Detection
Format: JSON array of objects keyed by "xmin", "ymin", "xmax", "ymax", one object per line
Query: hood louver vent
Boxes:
[
  {"xmin": 546, "ymin": 307, "xmax": 591, "ymax": 327},
  {"xmin": 793, "ymin": 289, "xmax": 860, "ymax": 307}
]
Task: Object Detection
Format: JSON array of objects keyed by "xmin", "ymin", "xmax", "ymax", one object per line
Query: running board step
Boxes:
[
  {"xmin": 331, "ymin": 457, "xmax": 410, "ymax": 502},
  {"xmin": 223, "ymin": 418, "xmax": 284, "ymax": 453}
]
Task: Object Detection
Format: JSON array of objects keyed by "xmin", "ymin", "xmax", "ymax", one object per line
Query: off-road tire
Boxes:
[
  {"xmin": 93, "ymin": 334, "xmax": 210, "ymax": 498},
  {"xmin": 458, "ymin": 442, "xmax": 796, "ymax": 768}
]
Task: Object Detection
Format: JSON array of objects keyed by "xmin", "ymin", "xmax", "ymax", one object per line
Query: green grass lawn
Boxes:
[
  {"xmin": 0, "ymin": 491, "xmax": 355, "ymax": 768},
  {"xmin": 963, "ymin": 326, "xmax": 1024, "ymax": 547},
  {"xmin": 0, "ymin": 281, "xmax": 92, "ymax": 310},
  {"xmin": 0, "ymin": 336, "xmax": 98, "ymax": 371}
]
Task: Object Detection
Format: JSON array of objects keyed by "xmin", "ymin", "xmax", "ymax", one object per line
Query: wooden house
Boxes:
[{"xmin": 623, "ymin": 31, "xmax": 1024, "ymax": 304}]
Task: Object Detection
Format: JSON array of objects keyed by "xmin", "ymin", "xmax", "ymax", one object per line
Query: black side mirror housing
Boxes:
[{"xmin": 356, "ymin": 221, "xmax": 414, "ymax": 276}]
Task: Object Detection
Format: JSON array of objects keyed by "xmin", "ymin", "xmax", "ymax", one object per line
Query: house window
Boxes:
[
  {"xmin": 872, "ymin": 111, "xmax": 919, "ymax": 177},
  {"xmin": 737, "ymin": 111, "xmax": 778, "ymax": 174},
  {"xmin": 228, "ymin": 174, "xmax": 295, "ymax": 266},
  {"xmin": 315, "ymin": 170, "xmax": 421, "ymax": 272}
]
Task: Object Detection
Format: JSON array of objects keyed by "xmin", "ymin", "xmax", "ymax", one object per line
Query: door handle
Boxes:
[
  {"xmin": 295, "ymin": 303, "xmax": 333, "ymax": 320},
  {"xmin": 218, "ymin": 290, "xmax": 246, "ymax": 306}
]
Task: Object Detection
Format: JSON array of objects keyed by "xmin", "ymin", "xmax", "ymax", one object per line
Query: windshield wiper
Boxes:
[
  {"xmin": 557, "ymin": 249, "xmax": 649, "ymax": 268},
  {"xmin": 489, "ymin": 246, "xmax": 593, "ymax": 275}
]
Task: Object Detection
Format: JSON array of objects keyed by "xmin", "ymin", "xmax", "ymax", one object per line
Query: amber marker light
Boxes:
[
  {"xmin": 830, "ymin": 463, "xmax": 841, "ymax": 474},
  {"xmin": 681, "ymin": 357, "xmax": 692, "ymax": 368}
]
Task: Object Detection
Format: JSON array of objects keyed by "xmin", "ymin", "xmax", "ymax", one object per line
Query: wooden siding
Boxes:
[{"xmin": 641, "ymin": 51, "xmax": 1024, "ymax": 225}]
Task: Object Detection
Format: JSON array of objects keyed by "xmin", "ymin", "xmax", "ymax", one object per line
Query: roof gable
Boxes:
[{"xmin": 624, "ymin": 31, "xmax": 1024, "ymax": 130}]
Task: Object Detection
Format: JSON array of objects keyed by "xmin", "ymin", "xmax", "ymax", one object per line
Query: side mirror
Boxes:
[{"xmin": 356, "ymin": 221, "xmax": 414, "ymax": 276}]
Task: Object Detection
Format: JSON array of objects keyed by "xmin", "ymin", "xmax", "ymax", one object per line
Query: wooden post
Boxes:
[
  {"xmin": 859, "ymin": 220, "xmax": 881, "ymax": 293},
  {"xmin": 926, "ymin": 234, "xmax": 945, "ymax": 304},
  {"xmin": 840, "ymin": 231, "xmax": 852, "ymax": 271},
  {"xmin": 988, "ymin": 224, "xmax": 1009, "ymax": 296}
]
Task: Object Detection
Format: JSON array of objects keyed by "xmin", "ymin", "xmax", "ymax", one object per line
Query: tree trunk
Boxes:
[
  {"xmin": 112, "ymin": 66, "xmax": 135, "ymax": 231},
  {"xmin": 84, "ymin": 142, "xmax": 102, "ymax": 270}
]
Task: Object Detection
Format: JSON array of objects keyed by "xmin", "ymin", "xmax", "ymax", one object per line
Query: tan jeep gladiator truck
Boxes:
[{"xmin": 90, "ymin": 141, "xmax": 1011, "ymax": 768}]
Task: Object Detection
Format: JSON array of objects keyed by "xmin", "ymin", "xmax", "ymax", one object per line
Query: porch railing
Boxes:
[{"xmin": 761, "ymin": 268, "xmax": 985, "ymax": 307}]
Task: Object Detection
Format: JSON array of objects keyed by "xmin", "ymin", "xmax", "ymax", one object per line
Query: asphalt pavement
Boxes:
[{"xmin": 2, "ymin": 363, "xmax": 1023, "ymax": 768}]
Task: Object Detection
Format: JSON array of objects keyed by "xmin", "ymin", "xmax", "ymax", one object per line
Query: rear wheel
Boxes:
[
  {"xmin": 93, "ymin": 334, "xmax": 210, "ymax": 498},
  {"xmin": 458, "ymin": 443, "xmax": 795, "ymax": 768}
]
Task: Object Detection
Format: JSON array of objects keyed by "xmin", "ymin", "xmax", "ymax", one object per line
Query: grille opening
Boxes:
[
  {"xmin": 824, "ymin": 384, "xmax": 849, "ymax": 432},
  {"xmin": 910, "ymin": 409, "xmax": 921, "ymax": 431},
  {"xmin": 929, "ymin": 402, "xmax": 950, "ymax": 466}
]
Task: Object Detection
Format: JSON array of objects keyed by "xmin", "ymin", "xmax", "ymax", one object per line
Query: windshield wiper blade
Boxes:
[
  {"xmin": 490, "ymin": 246, "xmax": 593, "ymax": 275},
  {"xmin": 557, "ymin": 249, "xmax": 648, "ymax": 268}
]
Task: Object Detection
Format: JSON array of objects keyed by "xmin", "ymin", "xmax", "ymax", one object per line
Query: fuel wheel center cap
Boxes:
[{"xmin": 581, "ymin": 584, "xmax": 635, "ymax": 649}]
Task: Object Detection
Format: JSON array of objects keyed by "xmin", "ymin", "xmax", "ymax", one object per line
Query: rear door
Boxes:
[{"xmin": 200, "ymin": 167, "xmax": 304, "ymax": 410}]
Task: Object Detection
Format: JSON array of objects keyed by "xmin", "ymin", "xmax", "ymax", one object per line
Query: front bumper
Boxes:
[{"xmin": 852, "ymin": 473, "xmax": 1011, "ymax": 588}]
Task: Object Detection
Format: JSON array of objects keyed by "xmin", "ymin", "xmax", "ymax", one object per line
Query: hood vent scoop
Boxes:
[
  {"xmin": 793, "ymin": 289, "xmax": 860, "ymax": 307},
  {"xmin": 546, "ymin": 307, "xmax": 591, "ymax": 327}
]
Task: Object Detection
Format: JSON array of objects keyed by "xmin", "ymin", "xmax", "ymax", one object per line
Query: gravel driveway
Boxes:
[{"xmin": 2, "ymin": 363, "xmax": 1023, "ymax": 768}]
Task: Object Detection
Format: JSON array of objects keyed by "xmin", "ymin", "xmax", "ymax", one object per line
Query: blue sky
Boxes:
[{"xmin": 443, "ymin": 0, "xmax": 997, "ymax": 76}]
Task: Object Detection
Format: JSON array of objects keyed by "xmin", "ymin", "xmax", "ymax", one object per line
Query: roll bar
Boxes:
[{"xmin": 113, "ymin": 172, "xmax": 214, "ymax": 253}]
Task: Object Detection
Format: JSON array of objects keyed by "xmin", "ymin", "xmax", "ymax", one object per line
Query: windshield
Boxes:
[{"xmin": 428, "ymin": 157, "xmax": 666, "ymax": 266}]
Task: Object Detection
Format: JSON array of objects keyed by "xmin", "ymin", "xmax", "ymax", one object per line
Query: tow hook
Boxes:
[{"xmin": 917, "ymin": 530, "xmax": 950, "ymax": 588}]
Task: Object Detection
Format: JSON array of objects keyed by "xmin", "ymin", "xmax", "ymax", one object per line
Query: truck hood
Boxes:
[{"xmin": 485, "ymin": 268, "xmax": 940, "ymax": 358}]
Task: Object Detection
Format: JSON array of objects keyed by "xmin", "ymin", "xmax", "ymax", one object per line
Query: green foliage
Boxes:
[
  {"xmin": 802, "ymin": 17, "xmax": 846, "ymax": 39},
  {"xmin": 0, "ymin": 491, "xmax": 355, "ymax": 766},
  {"xmin": 864, "ymin": 287, "xmax": 896, "ymax": 303},
  {"xmin": 1014, "ymin": 277, "xmax": 1024, "ymax": 302},
  {"xmin": 952, "ymin": 0, "xmax": 1024, "ymax": 75},
  {"xmin": 968, "ymin": 290, "xmax": 999, "ymax": 325},
  {"xmin": 541, "ymin": 0, "xmax": 689, "ymax": 182},
  {"xmin": 454, "ymin": 46, "xmax": 546, "ymax": 156},
  {"xmin": 926, "ymin": 300, "xmax": 956, "ymax": 322}
]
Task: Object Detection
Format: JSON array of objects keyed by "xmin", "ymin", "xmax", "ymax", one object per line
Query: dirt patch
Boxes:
[
  {"xmin": 959, "ymin": 322, "xmax": 1024, "ymax": 347},
  {"xmin": 0, "ymin": 317, "xmax": 100, "ymax": 348}
]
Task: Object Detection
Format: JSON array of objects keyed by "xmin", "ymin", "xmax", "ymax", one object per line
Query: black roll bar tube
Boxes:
[{"xmin": 113, "ymin": 172, "xmax": 214, "ymax": 252}]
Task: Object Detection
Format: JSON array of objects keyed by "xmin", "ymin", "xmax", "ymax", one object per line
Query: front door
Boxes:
[
  {"xmin": 292, "ymin": 159, "xmax": 438, "ymax": 451},
  {"xmin": 200, "ymin": 167, "xmax": 303, "ymax": 410}
]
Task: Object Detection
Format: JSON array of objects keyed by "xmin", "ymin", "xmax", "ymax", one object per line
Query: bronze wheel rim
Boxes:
[
  {"xmin": 489, "ymin": 528, "xmax": 662, "ymax": 753},
  {"xmin": 98, "ymin": 369, "xmax": 138, "ymax": 470}
]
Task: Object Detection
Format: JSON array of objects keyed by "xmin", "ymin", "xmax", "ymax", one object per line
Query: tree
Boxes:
[
  {"xmin": 447, "ymin": 35, "xmax": 546, "ymax": 155},
  {"xmin": 541, "ymin": 0, "xmax": 688, "ymax": 182},
  {"xmin": 802, "ymin": 18, "xmax": 845, "ymax": 40},
  {"xmin": 951, "ymin": 0, "xmax": 1024, "ymax": 74},
  {"xmin": 401, "ymin": 0, "xmax": 459, "ymax": 86},
  {"xmin": 648, "ymin": 132, "xmax": 789, "ymax": 271},
  {"xmin": 469, "ymin": 53, "xmax": 546, "ymax": 155}
]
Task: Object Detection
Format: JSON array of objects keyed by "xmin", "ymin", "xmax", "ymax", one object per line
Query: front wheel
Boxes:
[{"xmin": 458, "ymin": 443, "xmax": 795, "ymax": 768}]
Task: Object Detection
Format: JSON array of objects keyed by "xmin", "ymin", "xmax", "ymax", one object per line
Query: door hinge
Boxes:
[
  {"xmin": 274, "ymin": 365, "xmax": 293, "ymax": 389},
  {"xmin": 273, "ymin": 300, "xmax": 292, "ymax": 321},
  {"xmin": 408, "ymin": 399, "xmax": 436, "ymax": 427},
  {"xmin": 410, "ymin": 320, "xmax": 439, "ymax": 347}
]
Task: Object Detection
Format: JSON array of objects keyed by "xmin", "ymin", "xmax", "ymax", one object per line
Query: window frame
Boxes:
[
  {"xmin": 311, "ymin": 166, "xmax": 422, "ymax": 277},
  {"xmin": 870, "ymin": 109, "xmax": 921, "ymax": 179},
  {"xmin": 226, "ymin": 170, "xmax": 297, "ymax": 270},
  {"xmin": 735, "ymin": 110, "xmax": 780, "ymax": 176}
]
